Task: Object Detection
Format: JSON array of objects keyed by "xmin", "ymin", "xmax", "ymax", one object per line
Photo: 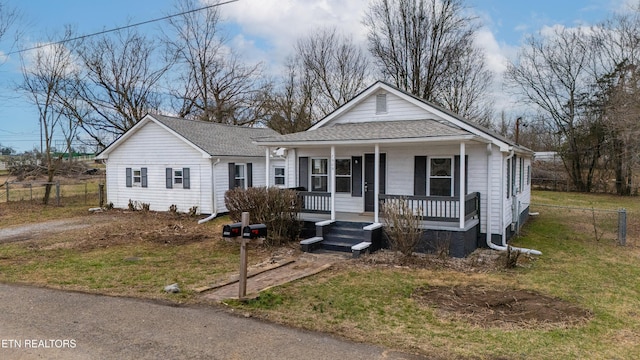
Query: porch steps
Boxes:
[{"xmin": 301, "ymin": 221, "xmax": 372, "ymax": 255}]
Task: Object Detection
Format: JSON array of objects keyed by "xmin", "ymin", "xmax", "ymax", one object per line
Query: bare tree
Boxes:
[
  {"xmin": 265, "ymin": 57, "xmax": 314, "ymax": 134},
  {"xmin": 18, "ymin": 33, "xmax": 75, "ymax": 204},
  {"xmin": 295, "ymin": 27, "xmax": 370, "ymax": 118},
  {"xmin": 69, "ymin": 28, "xmax": 171, "ymax": 148},
  {"xmin": 364, "ymin": 0, "xmax": 493, "ymax": 123},
  {"xmin": 438, "ymin": 45, "xmax": 493, "ymax": 124},
  {"xmin": 165, "ymin": 0, "xmax": 268, "ymax": 125},
  {"xmin": 505, "ymin": 27, "xmax": 601, "ymax": 192},
  {"xmin": 590, "ymin": 9, "xmax": 640, "ymax": 195},
  {"xmin": 0, "ymin": 0, "xmax": 18, "ymax": 51}
]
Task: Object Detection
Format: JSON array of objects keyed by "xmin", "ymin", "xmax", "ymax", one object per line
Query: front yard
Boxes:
[{"xmin": 0, "ymin": 190, "xmax": 639, "ymax": 359}]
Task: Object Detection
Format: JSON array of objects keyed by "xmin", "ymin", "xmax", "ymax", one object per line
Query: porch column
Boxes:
[
  {"xmin": 459, "ymin": 142, "xmax": 466, "ymax": 229},
  {"xmin": 374, "ymin": 144, "xmax": 380, "ymax": 223},
  {"xmin": 330, "ymin": 146, "xmax": 336, "ymax": 221},
  {"xmin": 265, "ymin": 147, "xmax": 270, "ymax": 187}
]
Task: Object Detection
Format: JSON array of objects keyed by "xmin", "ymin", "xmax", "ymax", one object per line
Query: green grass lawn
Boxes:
[
  {"xmin": 230, "ymin": 191, "xmax": 640, "ymax": 359},
  {"xmin": 1, "ymin": 190, "xmax": 639, "ymax": 359}
]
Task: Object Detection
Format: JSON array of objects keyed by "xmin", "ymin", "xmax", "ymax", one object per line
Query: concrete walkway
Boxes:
[{"xmin": 0, "ymin": 283, "xmax": 425, "ymax": 360}]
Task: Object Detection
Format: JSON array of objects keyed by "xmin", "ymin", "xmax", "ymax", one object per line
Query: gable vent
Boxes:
[{"xmin": 376, "ymin": 93, "xmax": 387, "ymax": 114}]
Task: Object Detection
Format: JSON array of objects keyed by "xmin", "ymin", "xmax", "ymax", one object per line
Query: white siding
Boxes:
[
  {"xmin": 104, "ymin": 121, "xmax": 212, "ymax": 214},
  {"xmin": 487, "ymin": 147, "xmax": 503, "ymax": 236},
  {"xmin": 291, "ymin": 143, "xmax": 501, "ymax": 220},
  {"xmin": 328, "ymin": 89, "xmax": 445, "ymax": 125},
  {"xmin": 104, "ymin": 121, "xmax": 270, "ymax": 215},
  {"xmin": 213, "ymin": 157, "xmax": 268, "ymax": 213},
  {"xmin": 267, "ymin": 158, "xmax": 287, "ymax": 187},
  {"xmin": 500, "ymin": 153, "xmax": 533, "ymax": 232}
]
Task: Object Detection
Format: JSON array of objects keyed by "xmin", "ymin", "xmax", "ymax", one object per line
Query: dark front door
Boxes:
[{"xmin": 364, "ymin": 153, "xmax": 386, "ymax": 212}]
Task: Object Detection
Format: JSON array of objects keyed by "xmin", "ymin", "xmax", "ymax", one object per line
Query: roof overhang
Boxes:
[
  {"xmin": 310, "ymin": 81, "xmax": 515, "ymax": 152},
  {"xmin": 255, "ymin": 134, "xmax": 487, "ymax": 147}
]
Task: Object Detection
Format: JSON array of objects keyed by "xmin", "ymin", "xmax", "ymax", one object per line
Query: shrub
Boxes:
[
  {"xmin": 188, "ymin": 206, "xmax": 198, "ymax": 217},
  {"xmin": 225, "ymin": 187, "xmax": 302, "ymax": 245},
  {"xmin": 381, "ymin": 198, "xmax": 423, "ymax": 256},
  {"xmin": 169, "ymin": 204, "xmax": 178, "ymax": 213}
]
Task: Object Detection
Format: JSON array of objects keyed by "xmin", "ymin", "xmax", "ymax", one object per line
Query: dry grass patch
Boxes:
[{"xmin": 0, "ymin": 210, "xmax": 268, "ymax": 301}]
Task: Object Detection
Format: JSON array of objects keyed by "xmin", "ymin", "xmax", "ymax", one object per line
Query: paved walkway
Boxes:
[{"xmin": 0, "ymin": 284, "xmax": 425, "ymax": 360}]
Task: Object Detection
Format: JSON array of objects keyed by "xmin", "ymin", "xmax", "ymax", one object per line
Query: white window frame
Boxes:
[
  {"xmin": 428, "ymin": 157, "xmax": 453, "ymax": 196},
  {"xmin": 335, "ymin": 158, "xmax": 351, "ymax": 193},
  {"xmin": 235, "ymin": 164, "xmax": 246, "ymax": 189},
  {"xmin": 173, "ymin": 169, "xmax": 183, "ymax": 185},
  {"xmin": 273, "ymin": 166, "xmax": 285, "ymax": 187},
  {"xmin": 132, "ymin": 168, "xmax": 142, "ymax": 187},
  {"xmin": 310, "ymin": 158, "xmax": 328, "ymax": 192}
]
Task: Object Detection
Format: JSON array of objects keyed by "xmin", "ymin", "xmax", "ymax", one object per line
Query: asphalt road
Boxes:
[{"xmin": 0, "ymin": 284, "xmax": 425, "ymax": 360}]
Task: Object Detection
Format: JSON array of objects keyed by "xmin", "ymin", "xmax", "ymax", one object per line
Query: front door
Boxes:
[{"xmin": 364, "ymin": 153, "xmax": 386, "ymax": 212}]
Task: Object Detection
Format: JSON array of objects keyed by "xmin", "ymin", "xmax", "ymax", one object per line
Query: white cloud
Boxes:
[{"xmin": 218, "ymin": 0, "xmax": 369, "ymax": 72}]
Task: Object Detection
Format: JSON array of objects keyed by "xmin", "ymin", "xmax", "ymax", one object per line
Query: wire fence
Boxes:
[
  {"xmin": 1, "ymin": 180, "xmax": 105, "ymax": 206},
  {"xmin": 530, "ymin": 203, "xmax": 635, "ymax": 247}
]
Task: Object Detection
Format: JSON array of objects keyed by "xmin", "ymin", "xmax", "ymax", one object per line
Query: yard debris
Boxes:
[{"xmin": 164, "ymin": 283, "xmax": 180, "ymax": 293}]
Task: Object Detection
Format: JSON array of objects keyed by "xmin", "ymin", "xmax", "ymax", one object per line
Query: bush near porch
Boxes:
[{"xmin": 224, "ymin": 186, "xmax": 302, "ymax": 245}]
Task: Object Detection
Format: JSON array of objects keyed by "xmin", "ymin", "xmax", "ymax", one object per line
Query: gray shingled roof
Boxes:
[
  {"xmin": 152, "ymin": 114, "xmax": 278, "ymax": 157},
  {"xmin": 254, "ymin": 119, "xmax": 472, "ymax": 144}
]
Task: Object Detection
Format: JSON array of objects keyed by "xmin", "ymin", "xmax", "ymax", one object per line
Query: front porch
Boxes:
[
  {"xmin": 296, "ymin": 191, "xmax": 481, "ymax": 258},
  {"xmin": 297, "ymin": 191, "xmax": 480, "ymax": 229}
]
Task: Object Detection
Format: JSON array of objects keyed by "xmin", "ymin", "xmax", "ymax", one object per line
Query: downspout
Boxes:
[
  {"xmin": 198, "ymin": 158, "xmax": 221, "ymax": 224},
  {"xmin": 486, "ymin": 144, "xmax": 541, "ymax": 255}
]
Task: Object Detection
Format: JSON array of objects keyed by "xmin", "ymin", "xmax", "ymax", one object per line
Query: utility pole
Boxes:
[{"xmin": 515, "ymin": 117, "xmax": 522, "ymax": 145}]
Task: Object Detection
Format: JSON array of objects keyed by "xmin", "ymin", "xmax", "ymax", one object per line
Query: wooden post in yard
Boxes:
[{"xmin": 239, "ymin": 211, "xmax": 250, "ymax": 299}]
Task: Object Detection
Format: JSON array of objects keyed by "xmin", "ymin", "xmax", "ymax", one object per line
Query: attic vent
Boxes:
[{"xmin": 376, "ymin": 93, "xmax": 387, "ymax": 114}]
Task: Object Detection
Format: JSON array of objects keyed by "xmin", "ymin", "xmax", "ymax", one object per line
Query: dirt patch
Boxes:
[
  {"xmin": 71, "ymin": 211, "xmax": 214, "ymax": 251},
  {"xmin": 412, "ymin": 285, "xmax": 592, "ymax": 329},
  {"xmin": 353, "ymin": 250, "xmax": 592, "ymax": 330},
  {"xmin": 1, "ymin": 210, "xmax": 215, "ymax": 251},
  {"xmin": 355, "ymin": 248, "xmax": 522, "ymax": 273}
]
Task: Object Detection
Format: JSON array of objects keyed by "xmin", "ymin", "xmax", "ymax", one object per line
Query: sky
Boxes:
[{"xmin": 0, "ymin": 0, "xmax": 635, "ymax": 153}]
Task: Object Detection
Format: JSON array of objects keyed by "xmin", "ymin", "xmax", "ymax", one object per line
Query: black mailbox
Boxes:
[
  {"xmin": 222, "ymin": 222, "xmax": 243, "ymax": 238},
  {"xmin": 242, "ymin": 224, "xmax": 267, "ymax": 239}
]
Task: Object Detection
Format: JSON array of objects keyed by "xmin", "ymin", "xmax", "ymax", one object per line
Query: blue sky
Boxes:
[{"xmin": 0, "ymin": 0, "xmax": 632, "ymax": 152}]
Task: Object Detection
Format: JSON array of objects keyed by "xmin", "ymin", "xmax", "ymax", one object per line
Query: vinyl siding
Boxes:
[
  {"xmin": 104, "ymin": 121, "xmax": 212, "ymax": 214},
  {"xmin": 104, "ymin": 121, "xmax": 269, "ymax": 215},
  {"xmin": 328, "ymin": 89, "xmax": 445, "ymax": 125},
  {"xmin": 291, "ymin": 143, "xmax": 504, "ymax": 225}
]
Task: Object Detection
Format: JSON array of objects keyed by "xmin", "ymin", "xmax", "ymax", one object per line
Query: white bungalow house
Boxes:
[
  {"xmin": 96, "ymin": 114, "xmax": 282, "ymax": 215},
  {"xmin": 254, "ymin": 81, "xmax": 534, "ymax": 257}
]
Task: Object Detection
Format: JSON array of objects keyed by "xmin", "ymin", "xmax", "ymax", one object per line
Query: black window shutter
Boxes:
[
  {"xmin": 183, "ymin": 168, "xmax": 190, "ymax": 189},
  {"xmin": 454, "ymin": 155, "xmax": 468, "ymax": 197},
  {"xmin": 166, "ymin": 168, "xmax": 173, "ymax": 189},
  {"xmin": 247, "ymin": 163, "xmax": 253, "ymax": 188},
  {"xmin": 298, "ymin": 157, "xmax": 309, "ymax": 191},
  {"xmin": 141, "ymin": 168, "xmax": 148, "ymax": 188},
  {"xmin": 380, "ymin": 153, "xmax": 386, "ymax": 194},
  {"xmin": 351, "ymin": 156, "xmax": 362, "ymax": 197},
  {"xmin": 126, "ymin": 168, "xmax": 132, "ymax": 188},
  {"xmin": 228, "ymin": 163, "xmax": 235, "ymax": 189},
  {"xmin": 414, "ymin": 156, "xmax": 427, "ymax": 196}
]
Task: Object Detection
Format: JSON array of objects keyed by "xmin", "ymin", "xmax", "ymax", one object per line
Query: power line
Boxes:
[{"xmin": 6, "ymin": 0, "xmax": 239, "ymax": 56}]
